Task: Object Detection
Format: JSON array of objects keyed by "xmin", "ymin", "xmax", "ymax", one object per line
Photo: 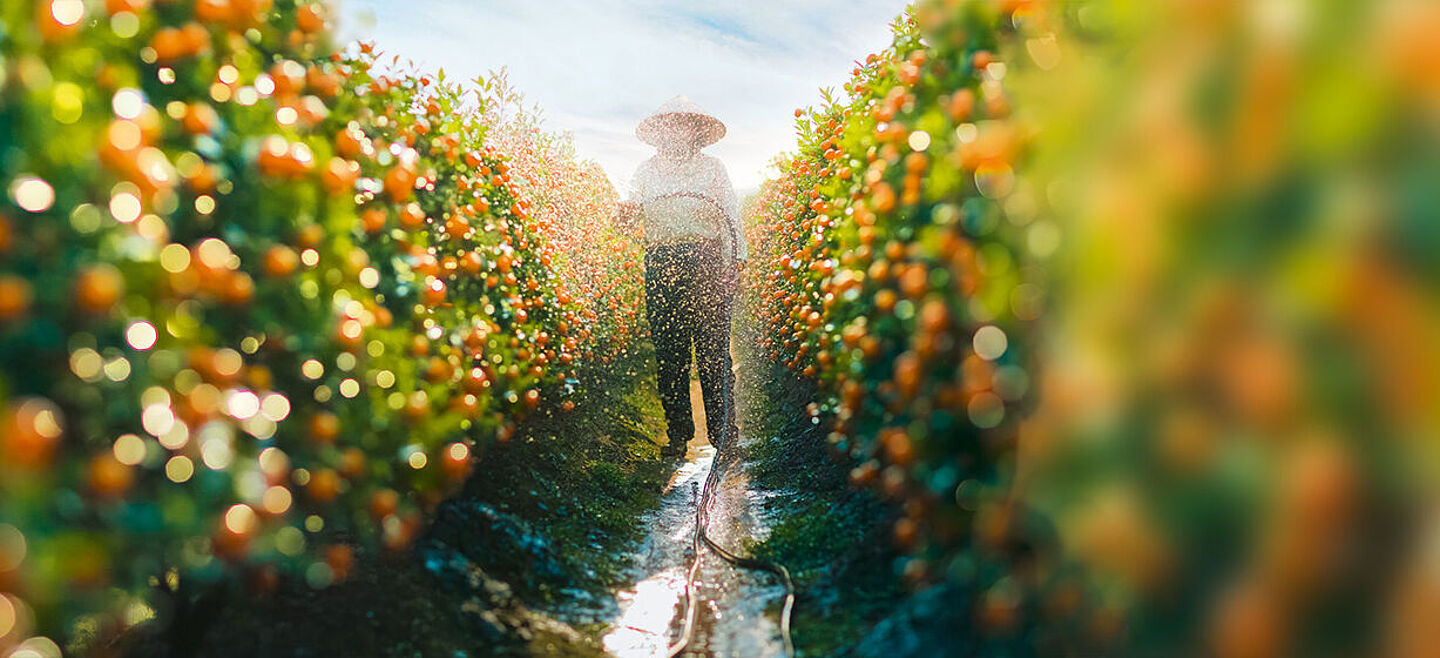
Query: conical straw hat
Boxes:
[{"xmin": 636, "ymin": 95, "xmax": 727, "ymax": 147}]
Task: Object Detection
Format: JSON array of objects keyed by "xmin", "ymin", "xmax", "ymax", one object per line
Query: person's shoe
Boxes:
[{"xmin": 660, "ymin": 442, "xmax": 686, "ymax": 458}]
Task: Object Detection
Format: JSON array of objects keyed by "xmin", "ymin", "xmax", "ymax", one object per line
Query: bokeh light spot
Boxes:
[
  {"xmin": 141, "ymin": 404, "xmax": 175, "ymax": 437},
  {"xmin": 111, "ymin": 89, "xmax": 145, "ymax": 120},
  {"xmin": 301, "ymin": 359, "xmax": 324, "ymax": 379},
  {"xmin": 0, "ymin": 525, "xmax": 26, "ymax": 572},
  {"xmin": 126, "ymin": 321, "xmax": 157, "ymax": 350},
  {"xmin": 262, "ymin": 486, "xmax": 292, "ymax": 515},
  {"xmin": 225, "ymin": 390, "xmax": 260, "ymax": 420},
  {"xmin": 69, "ymin": 348, "xmax": 103, "ymax": 381},
  {"xmin": 224, "ymin": 504, "xmax": 257, "ymax": 535},
  {"xmin": 50, "ymin": 0, "xmax": 84, "ymax": 26},
  {"xmin": 110, "ymin": 11, "xmax": 140, "ymax": 38},
  {"xmin": 159, "ymin": 244, "xmax": 190, "ymax": 273},
  {"xmin": 109, "ymin": 190, "xmax": 141, "ymax": 223},
  {"xmin": 260, "ymin": 393, "xmax": 291, "ymax": 422},
  {"xmin": 11, "ymin": 177, "xmax": 55, "ymax": 213},
  {"xmin": 967, "ymin": 392, "xmax": 1005, "ymax": 429},
  {"xmin": 51, "ymin": 82, "xmax": 83, "ymax": 124},
  {"xmin": 112, "ymin": 434, "xmax": 146, "ymax": 466},
  {"xmin": 973, "ymin": 325, "xmax": 1008, "ymax": 361},
  {"xmin": 907, "ymin": 130, "xmax": 932, "ymax": 152},
  {"xmin": 165, "ymin": 456, "xmax": 193, "ymax": 483},
  {"xmin": 974, "ymin": 162, "xmax": 1015, "ymax": 199}
]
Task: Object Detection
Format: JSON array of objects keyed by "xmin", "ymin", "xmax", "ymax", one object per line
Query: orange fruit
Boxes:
[
  {"xmin": 399, "ymin": 203, "xmax": 426, "ymax": 230},
  {"xmin": 422, "ymin": 276, "xmax": 446, "ymax": 306},
  {"xmin": 309, "ymin": 411, "xmax": 340, "ymax": 444},
  {"xmin": 307, "ymin": 68, "xmax": 341, "ymax": 97},
  {"xmin": 220, "ymin": 271, "xmax": 254, "ymax": 305},
  {"xmin": 441, "ymin": 443, "xmax": 471, "ymax": 480},
  {"xmin": 0, "ymin": 276, "xmax": 33, "ymax": 321},
  {"xmin": 369, "ymin": 488, "xmax": 399, "ymax": 520},
  {"xmin": 180, "ymin": 22, "xmax": 211, "ymax": 56},
  {"xmin": 444, "ymin": 214, "xmax": 470, "ymax": 240},
  {"xmin": 320, "ymin": 157, "xmax": 358, "ymax": 195},
  {"xmin": 74, "ymin": 264, "xmax": 124, "ymax": 315},
  {"xmin": 182, "ymin": 102, "xmax": 220, "ymax": 135},
  {"xmin": 425, "ymin": 357, "xmax": 453, "ymax": 383},
  {"xmin": 2, "ymin": 397, "xmax": 64, "ymax": 469},
  {"xmin": 295, "ymin": 223, "xmax": 324, "ymax": 249},
  {"xmin": 262, "ymin": 245, "xmax": 299, "ymax": 277},
  {"xmin": 360, "ymin": 207, "xmax": 387, "ymax": 234},
  {"xmin": 87, "ymin": 454, "xmax": 134, "ymax": 499},
  {"xmin": 384, "ymin": 165, "xmax": 416, "ymax": 202},
  {"xmin": 270, "ymin": 61, "xmax": 306, "ymax": 96},
  {"xmin": 307, "ymin": 468, "xmax": 340, "ymax": 502},
  {"xmin": 372, "ymin": 305, "xmax": 393, "ymax": 328},
  {"xmin": 324, "ymin": 544, "xmax": 354, "ymax": 581},
  {"xmin": 339, "ymin": 447, "xmax": 366, "ymax": 479},
  {"xmin": 335, "ymin": 127, "xmax": 367, "ymax": 159},
  {"xmin": 212, "ymin": 525, "xmax": 252, "ymax": 561},
  {"xmin": 106, "ymin": 0, "xmax": 151, "ymax": 14},
  {"xmin": 461, "ymin": 367, "xmax": 488, "ymax": 394},
  {"xmin": 295, "ymin": 3, "xmax": 325, "ymax": 33},
  {"xmin": 194, "ymin": 0, "xmax": 230, "ymax": 24}
]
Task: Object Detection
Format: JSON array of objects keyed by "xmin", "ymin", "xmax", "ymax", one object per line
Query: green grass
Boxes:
[
  {"xmin": 121, "ymin": 347, "xmax": 670, "ymax": 657},
  {"xmin": 738, "ymin": 357, "xmax": 909, "ymax": 657}
]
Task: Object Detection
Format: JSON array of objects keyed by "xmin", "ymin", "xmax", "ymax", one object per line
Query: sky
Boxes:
[{"xmin": 335, "ymin": 0, "xmax": 911, "ymax": 194}]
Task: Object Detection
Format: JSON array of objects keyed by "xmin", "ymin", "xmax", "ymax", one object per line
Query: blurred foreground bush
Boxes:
[{"xmin": 745, "ymin": 0, "xmax": 1440, "ymax": 654}]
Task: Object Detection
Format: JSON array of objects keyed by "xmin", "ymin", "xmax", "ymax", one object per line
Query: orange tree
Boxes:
[
  {"xmin": 0, "ymin": 0, "xmax": 628, "ymax": 650},
  {"xmin": 742, "ymin": 1, "xmax": 1068, "ymax": 651}
]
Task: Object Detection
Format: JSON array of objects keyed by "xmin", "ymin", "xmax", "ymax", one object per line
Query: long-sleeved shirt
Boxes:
[{"xmin": 629, "ymin": 152, "xmax": 747, "ymax": 262}]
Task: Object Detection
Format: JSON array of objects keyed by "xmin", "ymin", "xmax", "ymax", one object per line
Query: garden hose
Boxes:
[{"xmin": 666, "ymin": 360, "xmax": 795, "ymax": 657}]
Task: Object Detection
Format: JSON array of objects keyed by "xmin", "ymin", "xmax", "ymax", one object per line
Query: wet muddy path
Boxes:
[{"xmin": 599, "ymin": 381, "xmax": 788, "ymax": 657}]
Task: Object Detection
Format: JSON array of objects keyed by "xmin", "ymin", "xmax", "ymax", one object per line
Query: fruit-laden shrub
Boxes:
[
  {"xmin": 747, "ymin": 0, "xmax": 1440, "ymax": 654},
  {"xmin": 743, "ymin": 2, "xmax": 1052, "ymax": 650},
  {"xmin": 469, "ymin": 71, "xmax": 644, "ymax": 367},
  {"xmin": 0, "ymin": 0, "xmax": 632, "ymax": 650}
]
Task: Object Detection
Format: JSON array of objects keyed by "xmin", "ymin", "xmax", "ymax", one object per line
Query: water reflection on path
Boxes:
[
  {"xmin": 601, "ymin": 446, "xmax": 713, "ymax": 656},
  {"xmin": 600, "ymin": 438, "xmax": 785, "ymax": 657}
]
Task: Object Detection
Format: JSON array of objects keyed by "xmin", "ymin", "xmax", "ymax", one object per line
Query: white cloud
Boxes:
[{"xmin": 335, "ymin": 0, "xmax": 909, "ymax": 194}]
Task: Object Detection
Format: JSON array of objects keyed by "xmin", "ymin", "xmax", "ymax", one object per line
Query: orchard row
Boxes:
[
  {"xmin": 0, "ymin": 0, "xmax": 636, "ymax": 650},
  {"xmin": 744, "ymin": 0, "xmax": 1440, "ymax": 654}
]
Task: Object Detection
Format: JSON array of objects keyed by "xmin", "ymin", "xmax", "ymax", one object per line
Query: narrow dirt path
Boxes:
[
  {"xmin": 600, "ymin": 379, "xmax": 788, "ymax": 657},
  {"xmin": 685, "ymin": 441, "xmax": 787, "ymax": 656}
]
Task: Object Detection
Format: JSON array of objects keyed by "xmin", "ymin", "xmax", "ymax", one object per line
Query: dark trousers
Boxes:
[{"xmin": 644, "ymin": 240, "xmax": 737, "ymax": 449}]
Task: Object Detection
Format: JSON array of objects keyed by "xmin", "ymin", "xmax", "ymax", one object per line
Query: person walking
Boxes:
[{"xmin": 616, "ymin": 96, "xmax": 746, "ymax": 458}]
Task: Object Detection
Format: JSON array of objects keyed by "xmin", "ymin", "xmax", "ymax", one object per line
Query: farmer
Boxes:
[{"xmin": 616, "ymin": 96, "xmax": 746, "ymax": 457}]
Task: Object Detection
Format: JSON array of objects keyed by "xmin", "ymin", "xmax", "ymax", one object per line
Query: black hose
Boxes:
[{"xmin": 666, "ymin": 345, "xmax": 795, "ymax": 657}]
